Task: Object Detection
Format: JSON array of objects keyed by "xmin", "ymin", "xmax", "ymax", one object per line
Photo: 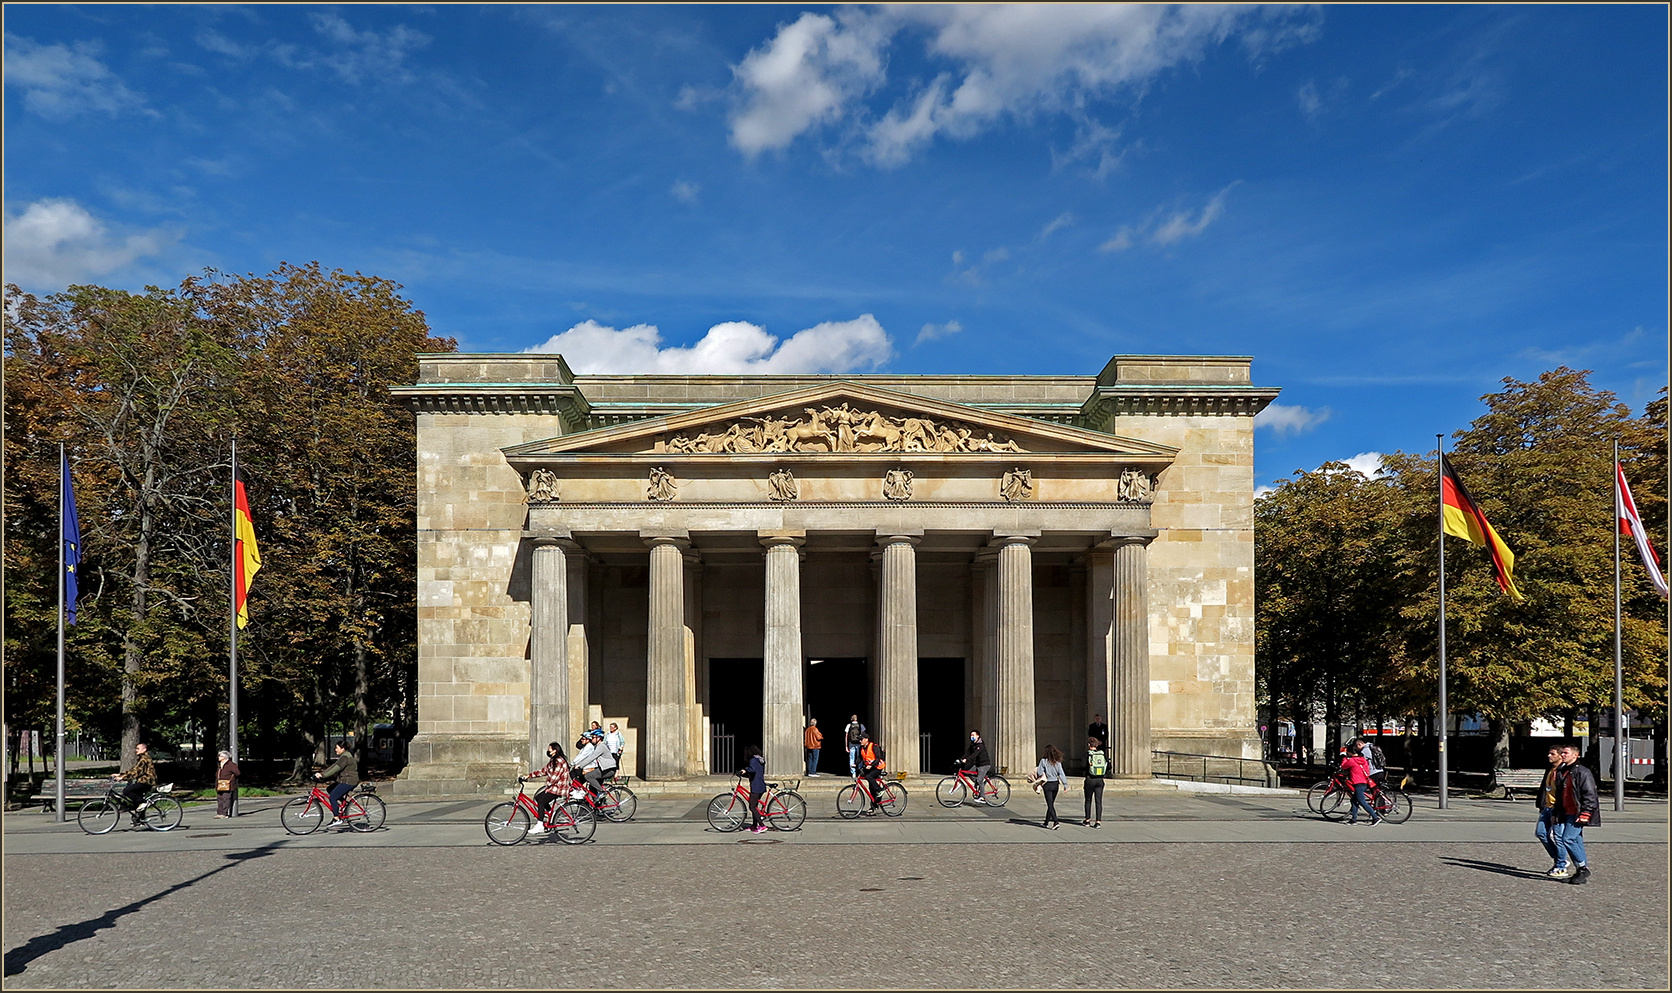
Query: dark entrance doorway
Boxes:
[
  {"xmin": 804, "ymin": 657, "xmax": 868, "ymax": 776},
  {"xmin": 918, "ymin": 657, "xmax": 966, "ymax": 776},
  {"xmin": 708, "ymin": 658, "xmax": 762, "ymax": 776}
]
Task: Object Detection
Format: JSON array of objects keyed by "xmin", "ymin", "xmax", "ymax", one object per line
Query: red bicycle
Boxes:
[
  {"xmin": 568, "ymin": 773, "xmax": 638, "ymax": 822},
  {"xmin": 483, "ymin": 778, "xmax": 596, "ymax": 845},
  {"xmin": 280, "ymin": 782, "xmax": 387, "ymax": 834},
  {"xmin": 934, "ymin": 766, "xmax": 1011, "ymax": 807},
  {"xmin": 837, "ymin": 773, "xmax": 907, "ymax": 818},
  {"xmin": 705, "ymin": 775, "xmax": 807, "ymax": 832}
]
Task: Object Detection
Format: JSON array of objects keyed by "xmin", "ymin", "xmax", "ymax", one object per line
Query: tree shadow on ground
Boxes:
[
  {"xmin": 1438, "ymin": 856, "xmax": 1548, "ymax": 879},
  {"xmin": 3, "ymin": 840, "xmax": 286, "ymax": 977}
]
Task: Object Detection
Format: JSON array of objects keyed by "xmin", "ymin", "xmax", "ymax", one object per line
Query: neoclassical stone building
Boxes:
[{"xmin": 392, "ymin": 353, "xmax": 1277, "ymax": 792}]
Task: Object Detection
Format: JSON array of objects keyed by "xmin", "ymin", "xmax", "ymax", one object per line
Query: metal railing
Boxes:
[
  {"xmin": 1152, "ymin": 749, "xmax": 1279, "ymax": 788},
  {"xmin": 919, "ymin": 732, "xmax": 932, "ymax": 773},
  {"xmin": 711, "ymin": 729, "xmax": 735, "ymax": 776}
]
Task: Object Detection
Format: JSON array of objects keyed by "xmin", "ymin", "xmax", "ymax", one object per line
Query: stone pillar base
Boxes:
[{"xmin": 393, "ymin": 733, "xmax": 524, "ymax": 795}]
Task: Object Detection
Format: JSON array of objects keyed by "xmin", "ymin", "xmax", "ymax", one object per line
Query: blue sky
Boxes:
[{"xmin": 5, "ymin": 4, "xmax": 1667, "ymax": 488}]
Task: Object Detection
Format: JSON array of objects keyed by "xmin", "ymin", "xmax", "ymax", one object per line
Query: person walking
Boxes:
[
  {"xmin": 843, "ymin": 714, "xmax": 866, "ymax": 776},
  {"xmin": 1082, "ymin": 737, "xmax": 1107, "ymax": 827},
  {"xmin": 1533, "ymin": 745, "xmax": 1565, "ymax": 876},
  {"xmin": 1551, "ymin": 742, "xmax": 1599, "ymax": 884},
  {"xmin": 214, "ymin": 750, "xmax": 240, "ymax": 818},
  {"xmin": 742, "ymin": 744, "xmax": 768, "ymax": 833},
  {"xmin": 804, "ymin": 718, "xmax": 823, "ymax": 777},
  {"xmin": 1341, "ymin": 746, "xmax": 1380, "ymax": 825},
  {"xmin": 1036, "ymin": 745, "xmax": 1067, "ymax": 829}
]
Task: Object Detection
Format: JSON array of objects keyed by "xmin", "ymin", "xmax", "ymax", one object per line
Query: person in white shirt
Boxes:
[{"xmin": 604, "ymin": 723, "xmax": 626, "ymax": 765}]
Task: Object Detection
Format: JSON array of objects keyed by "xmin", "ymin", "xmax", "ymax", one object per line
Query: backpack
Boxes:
[
  {"xmin": 847, "ymin": 723, "xmax": 864, "ymax": 746},
  {"xmin": 1369, "ymin": 744, "xmax": 1387, "ymax": 770},
  {"xmin": 1087, "ymin": 750, "xmax": 1108, "ymax": 777}
]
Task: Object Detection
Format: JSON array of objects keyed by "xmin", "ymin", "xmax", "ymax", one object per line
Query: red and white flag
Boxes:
[{"xmin": 1617, "ymin": 461, "xmax": 1668, "ymax": 599}]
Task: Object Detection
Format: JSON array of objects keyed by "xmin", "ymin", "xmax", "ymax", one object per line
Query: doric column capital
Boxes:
[
  {"xmin": 874, "ymin": 532, "xmax": 922, "ymax": 548},
  {"xmin": 759, "ymin": 531, "xmax": 807, "ymax": 550},
  {"xmin": 642, "ymin": 531, "xmax": 691, "ymax": 552},
  {"xmin": 992, "ymin": 531, "xmax": 1038, "ymax": 548},
  {"xmin": 1099, "ymin": 530, "xmax": 1159, "ymax": 550}
]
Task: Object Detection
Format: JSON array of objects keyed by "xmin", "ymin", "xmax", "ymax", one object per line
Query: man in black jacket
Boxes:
[
  {"xmin": 955, "ymin": 731, "xmax": 993, "ymax": 802},
  {"xmin": 1552, "ymin": 743, "xmax": 1600, "ymax": 884}
]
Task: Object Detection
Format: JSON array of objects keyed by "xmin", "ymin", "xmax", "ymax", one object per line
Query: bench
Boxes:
[
  {"xmin": 1493, "ymin": 768, "xmax": 1546, "ymax": 800},
  {"xmin": 30, "ymin": 780, "xmax": 113, "ymax": 814}
]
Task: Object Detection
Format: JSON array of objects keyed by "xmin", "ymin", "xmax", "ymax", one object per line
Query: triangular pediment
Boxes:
[{"xmin": 503, "ymin": 382, "xmax": 1176, "ymax": 461}]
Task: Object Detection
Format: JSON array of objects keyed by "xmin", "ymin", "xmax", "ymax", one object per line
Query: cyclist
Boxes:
[
  {"xmin": 314, "ymin": 740, "xmax": 360, "ymax": 829},
  {"xmin": 110, "ymin": 741, "xmax": 157, "ymax": 817},
  {"xmin": 525, "ymin": 741, "xmax": 570, "ymax": 836},
  {"xmin": 573, "ymin": 728, "xmax": 618, "ymax": 799},
  {"xmin": 857, "ymin": 734, "xmax": 887, "ymax": 813},
  {"xmin": 741, "ymin": 744, "xmax": 768, "ymax": 833},
  {"xmin": 954, "ymin": 730, "xmax": 992, "ymax": 802}
]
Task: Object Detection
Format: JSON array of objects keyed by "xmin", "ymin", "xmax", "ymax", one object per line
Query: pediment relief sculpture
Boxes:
[
  {"xmin": 1118, "ymin": 468, "xmax": 1154, "ymax": 504},
  {"xmin": 654, "ymin": 403, "xmax": 1026, "ymax": 455},
  {"xmin": 525, "ymin": 468, "xmax": 560, "ymax": 503},
  {"xmin": 1000, "ymin": 467, "xmax": 1034, "ymax": 502},
  {"xmin": 647, "ymin": 466, "xmax": 678, "ymax": 501}
]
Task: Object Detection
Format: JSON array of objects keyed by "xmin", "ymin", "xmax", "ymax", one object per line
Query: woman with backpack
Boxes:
[{"xmin": 1082, "ymin": 737, "xmax": 1108, "ymax": 827}]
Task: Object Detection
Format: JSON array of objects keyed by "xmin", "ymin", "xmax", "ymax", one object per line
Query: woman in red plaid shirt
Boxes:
[{"xmin": 526, "ymin": 742, "xmax": 571, "ymax": 834}]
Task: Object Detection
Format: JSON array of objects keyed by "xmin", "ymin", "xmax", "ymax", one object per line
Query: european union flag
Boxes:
[{"xmin": 62, "ymin": 450, "xmax": 80, "ymax": 625}]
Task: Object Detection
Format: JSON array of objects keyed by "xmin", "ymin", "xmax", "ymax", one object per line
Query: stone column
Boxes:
[
  {"xmin": 683, "ymin": 552, "xmax": 704, "ymax": 777},
  {"xmin": 565, "ymin": 546, "xmax": 589, "ymax": 757},
  {"xmin": 1110, "ymin": 535, "xmax": 1154, "ymax": 778},
  {"xmin": 529, "ymin": 537, "xmax": 569, "ymax": 768},
  {"xmin": 644, "ymin": 534, "xmax": 690, "ymax": 780},
  {"xmin": 994, "ymin": 534, "xmax": 1037, "ymax": 778},
  {"xmin": 876, "ymin": 534, "xmax": 920, "ymax": 776},
  {"xmin": 1086, "ymin": 547, "xmax": 1114, "ymax": 754},
  {"xmin": 761, "ymin": 533, "xmax": 806, "ymax": 779},
  {"xmin": 972, "ymin": 550, "xmax": 998, "ymax": 743}
]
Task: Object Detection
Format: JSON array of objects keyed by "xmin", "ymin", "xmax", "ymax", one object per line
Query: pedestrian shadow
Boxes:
[
  {"xmin": 3, "ymin": 839, "xmax": 286, "ymax": 978},
  {"xmin": 1438, "ymin": 856, "xmax": 1547, "ymax": 879}
]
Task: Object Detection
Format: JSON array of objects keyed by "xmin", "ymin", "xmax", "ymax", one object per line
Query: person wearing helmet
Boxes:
[{"xmin": 573, "ymin": 728, "xmax": 618, "ymax": 800}]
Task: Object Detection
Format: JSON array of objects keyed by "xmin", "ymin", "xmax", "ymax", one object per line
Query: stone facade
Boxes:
[{"xmin": 393, "ymin": 354, "xmax": 1277, "ymax": 792}]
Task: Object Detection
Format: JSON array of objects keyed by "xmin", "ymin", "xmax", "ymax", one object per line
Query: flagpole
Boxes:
[
  {"xmin": 1436, "ymin": 434, "xmax": 1448, "ymax": 810},
  {"xmin": 229, "ymin": 439, "xmax": 240, "ymax": 816},
  {"xmin": 55, "ymin": 443, "xmax": 67, "ymax": 824},
  {"xmin": 1613, "ymin": 440, "xmax": 1625, "ymax": 811}
]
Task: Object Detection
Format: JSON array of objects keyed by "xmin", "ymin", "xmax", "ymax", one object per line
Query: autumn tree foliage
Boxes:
[
  {"xmin": 1257, "ymin": 368, "xmax": 1668, "ymax": 775},
  {"xmin": 3, "ymin": 265, "xmax": 454, "ymax": 775}
]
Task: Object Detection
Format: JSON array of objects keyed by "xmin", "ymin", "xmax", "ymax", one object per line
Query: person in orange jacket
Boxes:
[{"xmin": 803, "ymin": 719, "xmax": 824, "ymax": 777}]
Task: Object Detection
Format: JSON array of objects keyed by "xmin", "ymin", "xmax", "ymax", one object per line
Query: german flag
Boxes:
[
  {"xmin": 1440, "ymin": 454, "xmax": 1522, "ymax": 600},
  {"xmin": 234, "ymin": 478, "xmax": 262, "ymax": 627}
]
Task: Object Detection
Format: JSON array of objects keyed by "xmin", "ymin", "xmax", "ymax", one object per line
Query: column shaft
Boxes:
[
  {"xmin": 683, "ymin": 556, "xmax": 704, "ymax": 777},
  {"xmin": 565, "ymin": 550, "xmax": 589, "ymax": 756},
  {"xmin": 645, "ymin": 537, "xmax": 689, "ymax": 779},
  {"xmin": 762, "ymin": 536, "xmax": 805, "ymax": 778},
  {"xmin": 1086, "ymin": 549, "xmax": 1114, "ymax": 754},
  {"xmin": 877, "ymin": 536, "xmax": 920, "ymax": 776},
  {"xmin": 994, "ymin": 536, "xmax": 1036, "ymax": 777},
  {"xmin": 1111, "ymin": 537, "xmax": 1153, "ymax": 778},
  {"xmin": 529, "ymin": 539, "xmax": 569, "ymax": 768}
]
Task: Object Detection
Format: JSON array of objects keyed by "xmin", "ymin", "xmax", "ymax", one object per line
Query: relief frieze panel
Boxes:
[{"xmin": 653, "ymin": 403, "xmax": 1026, "ymax": 455}]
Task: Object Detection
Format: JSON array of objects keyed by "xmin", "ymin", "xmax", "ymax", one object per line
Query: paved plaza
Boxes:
[{"xmin": 4, "ymin": 786, "xmax": 1667, "ymax": 989}]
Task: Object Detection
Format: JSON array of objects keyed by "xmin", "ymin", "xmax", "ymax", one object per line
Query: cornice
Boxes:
[
  {"xmin": 1081, "ymin": 385, "xmax": 1281, "ymax": 423},
  {"xmin": 391, "ymin": 384, "xmax": 592, "ymax": 420}
]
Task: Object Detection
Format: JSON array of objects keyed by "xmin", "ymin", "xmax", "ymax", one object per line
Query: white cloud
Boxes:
[
  {"xmin": 915, "ymin": 320, "xmax": 963, "ymax": 345},
  {"xmin": 726, "ymin": 6, "xmax": 1315, "ymax": 165},
  {"xmin": 2, "ymin": 198, "xmax": 178, "ymax": 289},
  {"xmin": 1254, "ymin": 403, "xmax": 1330, "ymax": 437},
  {"xmin": 526, "ymin": 315, "xmax": 893, "ymax": 374},
  {"xmin": 1037, "ymin": 212, "xmax": 1075, "ymax": 241},
  {"xmin": 1098, "ymin": 226, "xmax": 1136, "ymax": 253},
  {"xmin": 1341, "ymin": 451, "xmax": 1386, "ymax": 478},
  {"xmin": 670, "ymin": 180, "xmax": 701, "ymax": 204},
  {"xmin": 307, "ymin": 13, "xmax": 430, "ymax": 85},
  {"xmin": 3, "ymin": 34, "xmax": 152, "ymax": 119},
  {"xmin": 1254, "ymin": 484, "xmax": 1278, "ymax": 500},
  {"xmin": 1151, "ymin": 183, "xmax": 1234, "ymax": 245},
  {"xmin": 1297, "ymin": 80, "xmax": 1322, "ymax": 121}
]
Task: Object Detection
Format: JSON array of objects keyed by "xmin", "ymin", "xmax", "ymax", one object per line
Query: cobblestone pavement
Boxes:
[{"xmin": 4, "ymin": 791, "xmax": 1666, "ymax": 988}]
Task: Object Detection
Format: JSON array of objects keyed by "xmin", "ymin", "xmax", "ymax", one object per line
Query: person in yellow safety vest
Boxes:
[{"xmin": 858, "ymin": 735, "xmax": 887, "ymax": 813}]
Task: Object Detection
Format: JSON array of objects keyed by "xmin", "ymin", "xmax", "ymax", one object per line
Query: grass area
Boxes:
[{"xmin": 183, "ymin": 786, "xmax": 289, "ymax": 800}]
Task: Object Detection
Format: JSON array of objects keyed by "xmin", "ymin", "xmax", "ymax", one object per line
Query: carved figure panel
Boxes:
[
  {"xmin": 647, "ymin": 466, "xmax": 678, "ymax": 501},
  {"xmin": 767, "ymin": 467, "xmax": 799, "ymax": 502},
  {"xmin": 1000, "ymin": 467, "xmax": 1034, "ymax": 502},
  {"xmin": 1118, "ymin": 468, "xmax": 1154, "ymax": 504},
  {"xmin": 525, "ymin": 468, "xmax": 560, "ymax": 503},
  {"xmin": 654, "ymin": 403, "xmax": 1026, "ymax": 455},
  {"xmin": 882, "ymin": 468, "xmax": 914, "ymax": 502}
]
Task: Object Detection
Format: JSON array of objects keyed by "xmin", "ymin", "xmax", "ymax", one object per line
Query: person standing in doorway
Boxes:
[
  {"xmin": 742, "ymin": 744, "xmax": 768, "ymax": 833},
  {"xmin": 804, "ymin": 718, "xmax": 823, "ymax": 777},
  {"xmin": 214, "ymin": 750, "xmax": 240, "ymax": 818},
  {"xmin": 1534, "ymin": 745, "xmax": 1566, "ymax": 877},
  {"xmin": 1087, "ymin": 714, "xmax": 1109, "ymax": 752},
  {"xmin": 1036, "ymin": 745, "xmax": 1067, "ymax": 829},
  {"xmin": 1552, "ymin": 742, "xmax": 1599, "ymax": 884},
  {"xmin": 604, "ymin": 723, "xmax": 626, "ymax": 766},
  {"xmin": 844, "ymin": 714, "xmax": 866, "ymax": 777},
  {"xmin": 1082, "ymin": 737, "xmax": 1107, "ymax": 827}
]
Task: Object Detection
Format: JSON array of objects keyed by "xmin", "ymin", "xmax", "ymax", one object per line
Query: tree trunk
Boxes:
[
  {"xmin": 353, "ymin": 638, "xmax": 370, "ymax": 755},
  {"xmin": 120, "ymin": 456, "xmax": 158, "ymax": 772},
  {"xmin": 1487, "ymin": 717, "xmax": 1509, "ymax": 789}
]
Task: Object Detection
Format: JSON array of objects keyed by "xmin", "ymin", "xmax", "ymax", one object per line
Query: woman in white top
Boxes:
[{"xmin": 1036, "ymin": 744, "xmax": 1067, "ymax": 829}]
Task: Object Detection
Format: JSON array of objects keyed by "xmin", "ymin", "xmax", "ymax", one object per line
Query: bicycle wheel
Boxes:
[
  {"xmin": 1305, "ymin": 780, "xmax": 1334, "ymax": 814},
  {"xmin": 1378, "ymin": 789, "xmax": 1413, "ymax": 824},
  {"xmin": 706, "ymin": 793, "xmax": 748, "ymax": 832},
  {"xmin": 280, "ymin": 796, "xmax": 326, "ymax": 835},
  {"xmin": 601, "ymin": 786, "xmax": 637, "ymax": 823},
  {"xmin": 935, "ymin": 777, "xmax": 967, "ymax": 807},
  {"xmin": 551, "ymin": 801, "xmax": 596, "ymax": 845},
  {"xmin": 77, "ymin": 799, "xmax": 120, "ymax": 835},
  {"xmin": 879, "ymin": 782, "xmax": 907, "ymax": 817},
  {"xmin": 138, "ymin": 796, "xmax": 183, "ymax": 831},
  {"xmin": 761, "ymin": 794, "xmax": 794, "ymax": 831},
  {"xmin": 984, "ymin": 775, "xmax": 1011, "ymax": 807},
  {"xmin": 343, "ymin": 793, "xmax": 387, "ymax": 832},
  {"xmin": 483, "ymin": 802, "xmax": 531, "ymax": 845},
  {"xmin": 774, "ymin": 791, "xmax": 807, "ymax": 831},
  {"xmin": 1318, "ymin": 787, "xmax": 1352, "ymax": 821},
  {"xmin": 835, "ymin": 784, "xmax": 868, "ymax": 819}
]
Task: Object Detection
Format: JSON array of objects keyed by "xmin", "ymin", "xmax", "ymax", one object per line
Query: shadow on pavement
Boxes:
[
  {"xmin": 2, "ymin": 840, "xmax": 287, "ymax": 978},
  {"xmin": 1438, "ymin": 856, "xmax": 1547, "ymax": 879}
]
